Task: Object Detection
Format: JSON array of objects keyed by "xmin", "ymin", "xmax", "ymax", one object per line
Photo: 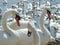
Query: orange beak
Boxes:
[{"xmin": 15, "ymin": 15, "xmax": 20, "ymax": 26}]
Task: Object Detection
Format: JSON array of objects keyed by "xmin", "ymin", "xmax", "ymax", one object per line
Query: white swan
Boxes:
[
  {"xmin": 0, "ymin": 9, "xmax": 21, "ymax": 45},
  {"xmin": 37, "ymin": 9, "xmax": 54, "ymax": 45},
  {"xmin": 30, "ymin": 9, "xmax": 55, "ymax": 45}
]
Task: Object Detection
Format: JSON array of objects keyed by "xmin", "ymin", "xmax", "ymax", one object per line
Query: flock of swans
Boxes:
[
  {"xmin": 0, "ymin": 7, "xmax": 57, "ymax": 45},
  {"xmin": 0, "ymin": 0, "xmax": 60, "ymax": 45}
]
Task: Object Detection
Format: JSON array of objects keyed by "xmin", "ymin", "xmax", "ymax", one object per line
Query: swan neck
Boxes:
[
  {"xmin": 38, "ymin": 14, "xmax": 46, "ymax": 33},
  {"xmin": 28, "ymin": 23, "xmax": 40, "ymax": 45},
  {"xmin": 2, "ymin": 11, "xmax": 14, "ymax": 34}
]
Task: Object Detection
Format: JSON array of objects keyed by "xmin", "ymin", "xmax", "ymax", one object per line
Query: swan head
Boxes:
[
  {"xmin": 42, "ymin": 8, "xmax": 50, "ymax": 15},
  {"xmin": 10, "ymin": 9, "xmax": 21, "ymax": 26},
  {"xmin": 15, "ymin": 14, "xmax": 21, "ymax": 26},
  {"xmin": 4, "ymin": 9, "xmax": 21, "ymax": 26}
]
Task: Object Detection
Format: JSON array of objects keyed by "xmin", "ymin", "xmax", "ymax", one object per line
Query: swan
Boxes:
[
  {"xmin": 0, "ymin": 9, "xmax": 22, "ymax": 45},
  {"xmin": 31, "ymin": 9, "xmax": 55, "ymax": 45},
  {"xmin": 0, "ymin": 8, "xmax": 40, "ymax": 45}
]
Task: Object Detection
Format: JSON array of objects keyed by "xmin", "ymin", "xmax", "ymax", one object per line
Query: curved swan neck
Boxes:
[
  {"xmin": 28, "ymin": 23, "xmax": 40, "ymax": 45},
  {"xmin": 38, "ymin": 9, "xmax": 50, "ymax": 33},
  {"xmin": 2, "ymin": 12, "xmax": 13, "ymax": 34},
  {"xmin": 38, "ymin": 14, "xmax": 45, "ymax": 32},
  {"xmin": 2, "ymin": 9, "xmax": 18, "ymax": 34}
]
